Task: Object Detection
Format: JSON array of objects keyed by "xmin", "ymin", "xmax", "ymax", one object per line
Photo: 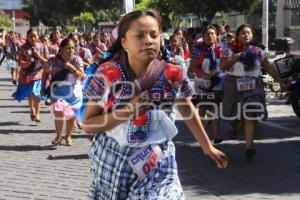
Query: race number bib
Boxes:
[
  {"xmin": 128, "ymin": 145, "xmax": 164, "ymax": 180},
  {"xmin": 237, "ymin": 77, "xmax": 256, "ymax": 91}
]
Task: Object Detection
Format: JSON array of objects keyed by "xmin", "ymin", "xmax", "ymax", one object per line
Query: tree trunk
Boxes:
[{"xmin": 206, "ymin": 11, "xmax": 216, "ymax": 24}]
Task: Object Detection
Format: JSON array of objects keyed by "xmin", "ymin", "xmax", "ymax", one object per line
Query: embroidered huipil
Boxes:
[
  {"xmin": 44, "ymin": 55, "xmax": 84, "ymax": 111},
  {"xmin": 75, "ymin": 46, "xmax": 92, "ymax": 61},
  {"xmin": 17, "ymin": 42, "xmax": 49, "ymax": 84},
  {"xmin": 5, "ymin": 37, "xmax": 19, "ymax": 60},
  {"xmin": 221, "ymin": 44, "xmax": 266, "ymax": 78},
  {"xmin": 44, "ymin": 55, "xmax": 84, "ymax": 84},
  {"xmin": 192, "ymin": 42, "xmax": 224, "ymax": 94},
  {"xmin": 84, "ymin": 59, "xmax": 194, "ymax": 147}
]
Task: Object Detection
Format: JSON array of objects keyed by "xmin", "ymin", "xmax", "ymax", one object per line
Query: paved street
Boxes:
[{"xmin": 1, "ymin": 65, "xmax": 300, "ymax": 200}]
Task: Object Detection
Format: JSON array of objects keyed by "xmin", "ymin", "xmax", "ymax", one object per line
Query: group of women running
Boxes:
[{"xmin": 1, "ymin": 8, "xmax": 287, "ymax": 199}]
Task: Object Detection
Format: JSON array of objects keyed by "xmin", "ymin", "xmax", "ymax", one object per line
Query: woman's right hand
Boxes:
[
  {"xmin": 126, "ymin": 92, "xmax": 151, "ymax": 117},
  {"xmin": 204, "ymin": 145, "xmax": 229, "ymax": 169}
]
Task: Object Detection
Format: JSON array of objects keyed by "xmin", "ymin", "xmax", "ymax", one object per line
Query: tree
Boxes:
[
  {"xmin": 135, "ymin": 0, "xmax": 175, "ymax": 28},
  {"xmin": 23, "ymin": 0, "xmax": 123, "ymax": 27},
  {"xmin": 136, "ymin": 0, "xmax": 260, "ymax": 26},
  {"xmin": 73, "ymin": 12, "xmax": 96, "ymax": 32},
  {"xmin": 88, "ymin": 0, "xmax": 124, "ymax": 24},
  {"xmin": 173, "ymin": 0, "xmax": 260, "ymax": 23},
  {"xmin": 22, "ymin": 0, "xmax": 91, "ymax": 26},
  {"xmin": 0, "ymin": 11, "xmax": 13, "ymax": 30}
]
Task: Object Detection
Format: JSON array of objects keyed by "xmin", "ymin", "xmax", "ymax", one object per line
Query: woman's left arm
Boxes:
[{"xmin": 176, "ymin": 97, "xmax": 228, "ymax": 168}]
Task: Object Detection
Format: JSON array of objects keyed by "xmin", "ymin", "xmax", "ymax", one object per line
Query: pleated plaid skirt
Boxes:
[{"xmin": 88, "ymin": 134, "xmax": 184, "ymax": 200}]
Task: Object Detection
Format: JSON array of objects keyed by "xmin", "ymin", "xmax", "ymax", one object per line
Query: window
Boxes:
[{"xmin": 291, "ymin": 10, "xmax": 300, "ymax": 26}]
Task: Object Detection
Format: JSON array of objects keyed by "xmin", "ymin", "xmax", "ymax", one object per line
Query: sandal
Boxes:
[
  {"xmin": 65, "ymin": 138, "xmax": 73, "ymax": 146},
  {"xmin": 30, "ymin": 114, "xmax": 36, "ymax": 121},
  {"xmin": 52, "ymin": 137, "xmax": 62, "ymax": 145},
  {"xmin": 35, "ymin": 116, "xmax": 41, "ymax": 123}
]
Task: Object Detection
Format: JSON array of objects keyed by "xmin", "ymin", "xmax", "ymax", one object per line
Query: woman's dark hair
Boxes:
[
  {"xmin": 98, "ymin": 9, "xmax": 162, "ymax": 80},
  {"xmin": 56, "ymin": 38, "xmax": 74, "ymax": 60},
  {"xmin": 173, "ymin": 28, "xmax": 183, "ymax": 36},
  {"xmin": 232, "ymin": 24, "xmax": 265, "ymax": 52},
  {"xmin": 169, "ymin": 34, "xmax": 179, "ymax": 43},
  {"xmin": 236, "ymin": 24, "xmax": 256, "ymax": 42},
  {"xmin": 26, "ymin": 28, "xmax": 35, "ymax": 37},
  {"xmin": 59, "ymin": 38, "xmax": 73, "ymax": 49},
  {"xmin": 68, "ymin": 33, "xmax": 74, "ymax": 39},
  {"xmin": 201, "ymin": 25, "xmax": 217, "ymax": 36},
  {"xmin": 68, "ymin": 33, "xmax": 79, "ymax": 40}
]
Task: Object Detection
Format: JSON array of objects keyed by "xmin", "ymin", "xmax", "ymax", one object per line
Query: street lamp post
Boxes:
[
  {"xmin": 12, "ymin": 11, "xmax": 16, "ymax": 32},
  {"xmin": 123, "ymin": 0, "xmax": 135, "ymax": 14},
  {"xmin": 262, "ymin": 0, "xmax": 269, "ymax": 52}
]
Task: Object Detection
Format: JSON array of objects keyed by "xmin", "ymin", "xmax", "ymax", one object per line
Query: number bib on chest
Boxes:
[
  {"xmin": 128, "ymin": 145, "xmax": 165, "ymax": 180},
  {"xmin": 237, "ymin": 77, "xmax": 256, "ymax": 91}
]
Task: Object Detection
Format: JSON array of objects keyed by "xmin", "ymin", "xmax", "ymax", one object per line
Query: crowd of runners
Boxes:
[{"xmin": 0, "ymin": 8, "xmax": 287, "ymax": 199}]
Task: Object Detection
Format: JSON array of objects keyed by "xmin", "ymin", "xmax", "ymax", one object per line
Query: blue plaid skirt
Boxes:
[{"xmin": 88, "ymin": 134, "xmax": 184, "ymax": 200}]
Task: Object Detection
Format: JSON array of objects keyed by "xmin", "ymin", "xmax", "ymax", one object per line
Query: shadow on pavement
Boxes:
[
  {"xmin": 0, "ymin": 78, "xmax": 12, "ymax": 82},
  {"xmin": 10, "ymin": 110, "xmax": 50, "ymax": 114},
  {"xmin": 0, "ymin": 145, "xmax": 57, "ymax": 151},
  {"xmin": 0, "ymin": 83, "xmax": 16, "ymax": 87},
  {"xmin": 0, "ymin": 121, "xmax": 21, "ymax": 126},
  {"xmin": 174, "ymin": 120, "xmax": 300, "ymax": 196},
  {"xmin": 47, "ymin": 154, "xmax": 89, "ymax": 160},
  {"xmin": 0, "ymin": 129, "xmax": 55, "ymax": 134},
  {"xmin": 71, "ymin": 134, "xmax": 92, "ymax": 140},
  {"xmin": 0, "ymin": 105, "xmax": 29, "ymax": 108}
]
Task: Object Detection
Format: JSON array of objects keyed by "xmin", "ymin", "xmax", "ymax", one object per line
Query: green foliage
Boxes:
[
  {"xmin": 72, "ymin": 12, "xmax": 95, "ymax": 24},
  {"xmin": 135, "ymin": 0, "xmax": 174, "ymax": 28},
  {"xmin": 23, "ymin": 0, "xmax": 92, "ymax": 26},
  {"xmin": 88, "ymin": 0, "xmax": 123, "ymax": 23},
  {"xmin": 136, "ymin": 0, "xmax": 260, "ymax": 26},
  {"xmin": 0, "ymin": 11, "xmax": 13, "ymax": 30},
  {"xmin": 135, "ymin": 0, "xmax": 153, "ymax": 10},
  {"xmin": 72, "ymin": 12, "xmax": 96, "ymax": 32},
  {"xmin": 94, "ymin": 10, "xmax": 111, "ymax": 22},
  {"xmin": 23, "ymin": 0, "xmax": 261, "ymax": 28},
  {"xmin": 23, "ymin": 0, "xmax": 123, "ymax": 26},
  {"xmin": 65, "ymin": 25, "xmax": 77, "ymax": 33}
]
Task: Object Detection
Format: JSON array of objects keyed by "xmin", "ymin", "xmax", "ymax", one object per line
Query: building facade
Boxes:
[
  {"xmin": 276, "ymin": 0, "xmax": 300, "ymax": 48},
  {"xmin": 0, "ymin": 0, "xmax": 30, "ymax": 35}
]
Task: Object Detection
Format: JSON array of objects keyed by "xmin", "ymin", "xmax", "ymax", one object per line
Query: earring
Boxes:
[{"xmin": 123, "ymin": 48, "xmax": 128, "ymax": 52}]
